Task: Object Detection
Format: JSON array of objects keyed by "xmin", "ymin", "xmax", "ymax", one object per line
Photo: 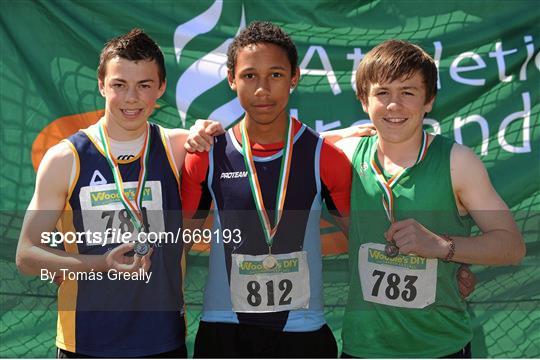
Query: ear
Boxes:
[
  {"xmin": 424, "ymin": 96, "xmax": 435, "ymax": 113},
  {"xmin": 157, "ymin": 79, "xmax": 167, "ymax": 99},
  {"xmin": 291, "ymin": 67, "xmax": 300, "ymax": 88},
  {"xmin": 360, "ymin": 98, "xmax": 369, "ymax": 113},
  {"xmin": 98, "ymin": 79, "xmax": 106, "ymax": 97},
  {"xmin": 227, "ymin": 70, "xmax": 237, "ymax": 91}
]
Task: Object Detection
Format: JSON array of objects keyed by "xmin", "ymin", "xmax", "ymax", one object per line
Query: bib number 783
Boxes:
[
  {"xmin": 359, "ymin": 243, "xmax": 437, "ymax": 309},
  {"xmin": 371, "ymin": 270, "xmax": 418, "ymax": 302}
]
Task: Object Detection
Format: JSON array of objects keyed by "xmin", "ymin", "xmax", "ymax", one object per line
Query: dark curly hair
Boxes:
[
  {"xmin": 97, "ymin": 28, "xmax": 166, "ymax": 86},
  {"xmin": 227, "ymin": 21, "xmax": 298, "ymax": 77}
]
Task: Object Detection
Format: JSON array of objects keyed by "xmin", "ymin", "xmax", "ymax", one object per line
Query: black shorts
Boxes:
[
  {"xmin": 57, "ymin": 345, "xmax": 187, "ymax": 358},
  {"xmin": 194, "ymin": 320, "xmax": 337, "ymax": 358},
  {"xmin": 341, "ymin": 342, "xmax": 472, "ymax": 358}
]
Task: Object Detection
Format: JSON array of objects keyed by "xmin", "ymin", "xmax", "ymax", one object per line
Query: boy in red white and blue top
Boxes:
[{"xmin": 181, "ymin": 21, "xmax": 351, "ymax": 358}]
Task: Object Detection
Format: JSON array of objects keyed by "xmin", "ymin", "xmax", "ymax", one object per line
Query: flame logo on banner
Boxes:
[{"xmin": 174, "ymin": 0, "xmax": 245, "ymax": 128}]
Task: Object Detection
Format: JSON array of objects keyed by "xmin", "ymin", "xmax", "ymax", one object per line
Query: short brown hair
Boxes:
[
  {"xmin": 356, "ymin": 40, "xmax": 437, "ymax": 104},
  {"xmin": 97, "ymin": 28, "xmax": 166, "ymax": 86}
]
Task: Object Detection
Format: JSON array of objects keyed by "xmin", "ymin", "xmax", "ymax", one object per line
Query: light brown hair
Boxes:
[{"xmin": 356, "ymin": 39, "xmax": 437, "ymax": 104}]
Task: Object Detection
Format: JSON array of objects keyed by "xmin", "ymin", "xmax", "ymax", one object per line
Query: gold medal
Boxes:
[{"xmin": 262, "ymin": 255, "xmax": 277, "ymax": 270}]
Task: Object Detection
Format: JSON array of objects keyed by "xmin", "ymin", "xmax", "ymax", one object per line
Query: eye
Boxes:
[
  {"xmin": 271, "ymin": 72, "xmax": 283, "ymax": 78},
  {"xmin": 243, "ymin": 73, "xmax": 255, "ymax": 79},
  {"xmin": 112, "ymin": 83, "xmax": 124, "ymax": 89},
  {"xmin": 403, "ymin": 91, "xmax": 414, "ymax": 96},
  {"xmin": 140, "ymin": 84, "xmax": 151, "ymax": 89},
  {"xmin": 375, "ymin": 90, "xmax": 388, "ymax": 96}
]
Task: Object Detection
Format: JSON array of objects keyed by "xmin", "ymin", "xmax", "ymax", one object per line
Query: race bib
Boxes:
[
  {"xmin": 359, "ymin": 243, "xmax": 437, "ymax": 309},
  {"xmin": 78, "ymin": 181, "xmax": 164, "ymax": 246},
  {"xmin": 230, "ymin": 251, "xmax": 310, "ymax": 313}
]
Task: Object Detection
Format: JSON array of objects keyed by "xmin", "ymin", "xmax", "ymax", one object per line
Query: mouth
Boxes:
[
  {"xmin": 383, "ymin": 117, "xmax": 407, "ymax": 125},
  {"xmin": 253, "ymin": 103, "xmax": 276, "ymax": 110},
  {"xmin": 121, "ymin": 108, "xmax": 144, "ymax": 118}
]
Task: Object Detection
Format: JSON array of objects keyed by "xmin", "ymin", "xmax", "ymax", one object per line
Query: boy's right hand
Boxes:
[
  {"xmin": 185, "ymin": 119, "xmax": 225, "ymax": 153},
  {"xmin": 105, "ymin": 243, "xmax": 153, "ymax": 273}
]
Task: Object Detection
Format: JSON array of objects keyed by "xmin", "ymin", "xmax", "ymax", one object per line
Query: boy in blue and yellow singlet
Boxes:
[
  {"xmin": 16, "ymin": 29, "xmax": 220, "ymax": 358},
  {"xmin": 336, "ymin": 40, "xmax": 525, "ymax": 358}
]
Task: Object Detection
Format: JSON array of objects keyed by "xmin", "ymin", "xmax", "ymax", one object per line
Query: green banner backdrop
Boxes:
[{"xmin": 1, "ymin": 0, "xmax": 539, "ymax": 357}]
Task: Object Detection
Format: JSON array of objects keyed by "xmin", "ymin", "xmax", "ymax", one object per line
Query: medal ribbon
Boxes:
[
  {"xmin": 241, "ymin": 116, "xmax": 294, "ymax": 248},
  {"xmin": 370, "ymin": 130, "xmax": 428, "ymax": 223},
  {"xmin": 98, "ymin": 122, "xmax": 151, "ymax": 232}
]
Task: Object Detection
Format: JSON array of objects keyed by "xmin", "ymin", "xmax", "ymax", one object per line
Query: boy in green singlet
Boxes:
[{"xmin": 336, "ymin": 39, "xmax": 525, "ymax": 358}]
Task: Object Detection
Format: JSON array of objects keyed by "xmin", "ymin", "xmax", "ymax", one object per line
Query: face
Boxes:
[
  {"xmin": 361, "ymin": 72, "xmax": 434, "ymax": 144},
  {"xmin": 228, "ymin": 43, "xmax": 299, "ymax": 126},
  {"xmin": 98, "ymin": 57, "xmax": 166, "ymax": 138}
]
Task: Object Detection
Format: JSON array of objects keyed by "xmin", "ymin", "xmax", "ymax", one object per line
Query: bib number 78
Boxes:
[{"xmin": 371, "ymin": 270, "xmax": 418, "ymax": 302}]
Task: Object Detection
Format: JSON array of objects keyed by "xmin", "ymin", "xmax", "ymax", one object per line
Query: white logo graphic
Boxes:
[
  {"xmin": 174, "ymin": 0, "xmax": 246, "ymax": 129},
  {"xmin": 220, "ymin": 171, "xmax": 248, "ymax": 179},
  {"xmin": 90, "ymin": 170, "xmax": 107, "ymax": 186}
]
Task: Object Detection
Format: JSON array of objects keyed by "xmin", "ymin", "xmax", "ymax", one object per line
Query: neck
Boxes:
[
  {"xmin": 377, "ymin": 131, "xmax": 424, "ymax": 169},
  {"xmin": 243, "ymin": 113, "xmax": 289, "ymax": 144},
  {"xmin": 102, "ymin": 116, "xmax": 147, "ymax": 141}
]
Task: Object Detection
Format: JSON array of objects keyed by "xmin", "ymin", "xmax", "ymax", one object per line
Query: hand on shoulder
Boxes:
[{"xmin": 184, "ymin": 119, "xmax": 225, "ymax": 153}]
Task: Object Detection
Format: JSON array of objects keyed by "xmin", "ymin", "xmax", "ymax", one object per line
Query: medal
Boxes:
[
  {"xmin": 98, "ymin": 121, "xmax": 151, "ymax": 240},
  {"xmin": 262, "ymin": 255, "xmax": 277, "ymax": 270},
  {"xmin": 133, "ymin": 232, "xmax": 151, "ymax": 256},
  {"xmin": 240, "ymin": 116, "xmax": 294, "ymax": 263},
  {"xmin": 370, "ymin": 131, "xmax": 429, "ymax": 257},
  {"xmin": 134, "ymin": 241, "xmax": 150, "ymax": 256},
  {"xmin": 384, "ymin": 242, "xmax": 400, "ymax": 258}
]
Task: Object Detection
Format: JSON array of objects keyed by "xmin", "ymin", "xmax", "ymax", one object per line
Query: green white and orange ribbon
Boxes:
[
  {"xmin": 98, "ymin": 122, "xmax": 151, "ymax": 232},
  {"xmin": 241, "ymin": 116, "xmax": 294, "ymax": 250},
  {"xmin": 370, "ymin": 130, "xmax": 428, "ymax": 223}
]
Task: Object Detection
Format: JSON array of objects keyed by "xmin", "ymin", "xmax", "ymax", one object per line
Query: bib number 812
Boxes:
[
  {"xmin": 246, "ymin": 279, "xmax": 292, "ymax": 307},
  {"xmin": 371, "ymin": 270, "xmax": 418, "ymax": 302}
]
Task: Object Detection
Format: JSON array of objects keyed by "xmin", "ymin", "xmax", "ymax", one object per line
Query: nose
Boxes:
[
  {"xmin": 125, "ymin": 86, "xmax": 138, "ymax": 103},
  {"xmin": 254, "ymin": 78, "xmax": 270, "ymax": 97},
  {"xmin": 386, "ymin": 94, "xmax": 402, "ymax": 111}
]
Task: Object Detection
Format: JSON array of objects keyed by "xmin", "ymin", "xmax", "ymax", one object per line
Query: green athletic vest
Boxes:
[{"xmin": 342, "ymin": 135, "xmax": 473, "ymax": 358}]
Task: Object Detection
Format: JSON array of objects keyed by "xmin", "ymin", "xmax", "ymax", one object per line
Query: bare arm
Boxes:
[
  {"xmin": 334, "ymin": 137, "xmax": 361, "ymax": 163},
  {"xmin": 386, "ymin": 144, "xmax": 525, "ymax": 265},
  {"xmin": 16, "ymin": 143, "xmax": 108, "ymax": 274},
  {"xmin": 448, "ymin": 144, "xmax": 525, "ymax": 265},
  {"xmin": 16, "ymin": 143, "xmax": 151, "ymax": 276},
  {"xmin": 321, "ymin": 124, "xmax": 376, "ymax": 145},
  {"xmin": 164, "ymin": 128, "xmax": 189, "ymax": 171}
]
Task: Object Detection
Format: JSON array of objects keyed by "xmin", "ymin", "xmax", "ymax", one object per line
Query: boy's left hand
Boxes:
[{"xmin": 185, "ymin": 120, "xmax": 225, "ymax": 152}]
